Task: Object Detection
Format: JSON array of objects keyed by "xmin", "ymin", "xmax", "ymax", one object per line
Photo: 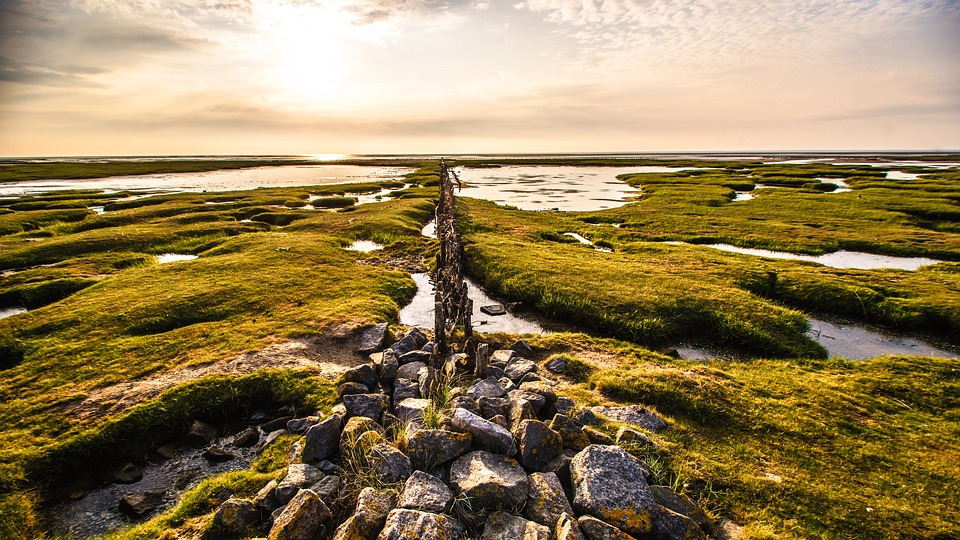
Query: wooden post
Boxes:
[
  {"xmin": 464, "ymin": 298, "xmax": 473, "ymax": 338},
  {"xmin": 434, "ymin": 298, "xmax": 446, "ymax": 363},
  {"xmin": 475, "ymin": 342, "xmax": 489, "ymax": 379}
]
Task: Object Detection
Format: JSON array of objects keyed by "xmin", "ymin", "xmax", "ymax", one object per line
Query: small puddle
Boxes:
[
  {"xmin": 156, "ymin": 254, "xmax": 198, "ymax": 264},
  {"xmin": 816, "ymin": 177, "xmax": 852, "ymax": 193},
  {"xmin": 88, "ymin": 206, "xmax": 106, "ymax": 214},
  {"xmin": 683, "ymin": 244, "xmax": 941, "ymax": 271},
  {"xmin": 0, "ymin": 307, "xmax": 28, "ymax": 320},
  {"xmin": 807, "ymin": 317, "xmax": 959, "ymax": 360},
  {"xmin": 562, "ymin": 232, "xmax": 612, "ymax": 253},
  {"xmin": 886, "ymin": 171, "xmax": 921, "ymax": 180},
  {"xmin": 346, "ymin": 240, "xmax": 383, "ymax": 252},
  {"xmin": 732, "ymin": 192, "xmax": 755, "ymax": 201},
  {"xmin": 421, "ymin": 218, "xmax": 437, "ymax": 239},
  {"xmin": 347, "ymin": 183, "xmax": 412, "ymax": 206},
  {"xmin": 399, "ymin": 273, "xmax": 547, "ymax": 334}
]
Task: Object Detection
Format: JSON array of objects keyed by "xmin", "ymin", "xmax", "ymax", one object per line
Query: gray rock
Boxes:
[
  {"xmin": 543, "ymin": 451, "xmax": 575, "ymax": 489},
  {"xmin": 344, "ymin": 364, "xmax": 378, "ymax": 388},
  {"xmin": 504, "ymin": 357, "xmax": 537, "ymax": 382},
  {"xmin": 478, "ymin": 396, "xmax": 510, "ymax": 419},
  {"xmin": 508, "ymin": 398, "xmax": 537, "ymax": 432},
  {"xmin": 584, "ymin": 427, "xmax": 614, "ymax": 445},
  {"xmin": 550, "ymin": 414, "xmax": 590, "ymax": 451},
  {"xmin": 277, "ymin": 463, "xmax": 324, "ymax": 505},
  {"xmin": 498, "ymin": 377, "xmax": 518, "ymax": 393},
  {"xmin": 401, "ymin": 428, "xmax": 473, "ymax": 470},
  {"xmin": 268, "ymin": 489, "xmax": 331, "ymax": 540},
  {"xmin": 255, "ymin": 479, "xmax": 280, "ymax": 513},
  {"xmin": 406, "ymin": 327, "xmax": 428, "ymax": 348},
  {"xmin": 338, "ymin": 382, "xmax": 370, "ymax": 398},
  {"xmin": 287, "ymin": 416, "xmax": 321, "ymax": 434},
  {"xmin": 652, "ymin": 504, "xmax": 708, "ymax": 540},
  {"xmin": 570, "ymin": 445, "xmax": 656, "ymax": 537},
  {"xmin": 390, "ymin": 334, "xmax": 419, "ymax": 355},
  {"xmin": 555, "ymin": 513, "xmax": 586, "ymax": 540},
  {"xmin": 399, "ymin": 350, "xmax": 433, "ymax": 365},
  {"xmin": 510, "ymin": 339, "xmax": 535, "ymax": 358},
  {"xmin": 203, "ymin": 447, "xmax": 236, "ymax": 463},
  {"xmin": 397, "ymin": 361, "xmax": 427, "ymax": 381},
  {"xmin": 577, "ymin": 515, "xmax": 636, "ymax": 540},
  {"xmin": 118, "ymin": 491, "xmax": 165, "ymax": 519},
  {"xmin": 378, "ymin": 349, "xmax": 399, "ymax": 384},
  {"xmin": 112, "ymin": 462, "xmax": 142, "ymax": 484},
  {"xmin": 650, "ymin": 486, "xmax": 711, "ymax": 532},
  {"xmin": 449, "ymin": 450, "xmax": 528, "ymax": 512},
  {"xmin": 262, "ymin": 415, "xmax": 294, "ymax": 433},
  {"xmin": 572, "ymin": 408, "xmax": 600, "ymax": 427},
  {"xmin": 481, "ymin": 511, "xmax": 550, "ymax": 540},
  {"xmin": 398, "ymin": 470, "xmax": 454, "ymax": 513},
  {"xmin": 448, "ymin": 395, "xmax": 480, "ymax": 416},
  {"xmin": 392, "ymin": 378, "xmax": 420, "ymax": 406},
  {"xmin": 310, "ymin": 475, "xmax": 340, "ymax": 504},
  {"xmin": 379, "ymin": 509, "xmax": 465, "ymax": 540},
  {"xmin": 518, "ymin": 381, "xmax": 557, "ymax": 403},
  {"xmin": 340, "ymin": 416, "xmax": 384, "ymax": 454},
  {"xmin": 331, "ymin": 487, "xmax": 395, "ymax": 540},
  {"xmin": 369, "ymin": 443, "xmax": 412, "ymax": 483},
  {"xmin": 490, "ymin": 349, "xmax": 516, "ymax": 364},
  {"xmin": 358, "ymin": 323, "xmax": 389, "ymax": 353},
  {"xmin": 233, "ymin": 428, "xmax": 260, "ymax": 448},
  {"xmin": 524, "ymin": 472, "xmax": 574, "ymax": 528},
  {"xmin": 480, "ymin": 304, "xmax": 507, "ymax": 316},
  {"xmin": 395, "ymin": 398, "xmax": 431, "ymax": 424},
  {"xmin": 591, "ymin": 405, "xmax": 668, "ymax": 433},
  {"xmin": 516, "ymin": 420, "xmax": 562, "ymax": 471},
  {"xmin": 617, "ymin": 426, "xmax": 652, "ymax": 447},
  {"xmin": 260, "ymin": 428, "xmax": 287, "ymax": 453},
  {"xmin": 450, "ymin": 408, "xmax": 516, "ymax": 455},
  {"xmin": 508, "ymin": 389, "xmax": 547, "ymax": 413},
  {"xmin": 553, "ymin": 397, "xmax": 577, "ymax": 417},
  {"xmin": 467, "ymin": 376, "xmax": 507, "ymax": 400},
  {"xmin": 489, "ymin": 414, "xmax": 509, "ymax": 429},
  {"xmin": 213, "ymin": 497, "xmax": 259, "ymax": 533},
  {"xmin": 545, "ymin": 356, "xmax": 567, "ymax": 373},
  {"xmin": 487, "ymin": 366, "xmax": 506, "ymax": 380},
  {"xmin": 417, "ymin": 366, "xmax": 436, "ymax": 398},
  {"xmin": 520, "ymin": 372, "xmax": 545, "ymax": 384},
  {"xmin": 317, "ymin": 460, "xmax": 339, "ymax": 475},
  {"xmin": 343, "ymin": 393, "xmax": 389, "ymax": 423},
  {"xmin": 185, "ymin": 420, "xmax": 217, "ymax": 447},
  {"xmin": 302, "ymin": 415, "xmax": 342, "ymax": 464}
]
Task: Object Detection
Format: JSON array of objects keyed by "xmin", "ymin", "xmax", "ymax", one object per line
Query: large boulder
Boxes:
[
  {"xmin": 302, "ymin": 415, "xmax": 342, "ymax": 463},
  {"xmin": 268, "ymin": 489, "xmax": 331, "ymax": 540},
  {"xmin": 570, "ymin": 445, "xmax": 656, "ymax": 537},
  {"xmin": 591, "ymin": 405, "xmax": 667, "ymax": 433},
  {"xmin": 481, "ymin": 511, "xmax": 550, "ymax": 540},
  {"xmin": 449, "ymin": 451, "xmax": 528, "ymax": 512},
  {"xmin": 397, "ymin": 361, "xmax": 427, "ymax": 381},
  {"xmin": 276, "ymin": 464, "xmax": 324, "ymax": 505},
  {"xmin": 378, "ymin": 509, "xmax": 464, "ymax": 540},
  {"xmin": 310, "ymin": 475, "xmax": 341, "ymax": 504},
  {"xmin": 524, "ymin": 472, "xmax": 574, "ymax": 528},
  {"xmin": 516, "ymin": 420, "xmax": 562, "ymax": 471},
  {"xmin": 401, "ymin": 428, "xmax": 472, "ymax": 470},
  {"xmin": 490, "ymin": 349, "xmax": 516, "ymax": 365},
  {"xmin": 368, "ymin": 443, "xmax": 412, "ymax": 484},
  {"xmin": 450, "ymin": 408, "xmax": 516, "ymax": 456},
  {"xmin": 508, "ymin": 389, "xmax": 547, "ymax": 413},
  {"xmin": 577, "ymin": 515, "xmax": 636, "ymax": 540},
  {"xmin": 357, "ymin": 323, "xmax": 389, "ymax": 354},
  {"xmin": 213, "ymin": 497, "xmax": 259, "ymax": 533},
  {"xmin": 398, "ymin": 470, "xmax": 454, "ymax": 513},
  {"xmin": 331, "ymin": 487, "xmax": 394, "ymax": 540},
  {"xmin": 343, "ymin": 393, "xmax": 389, "ymax": 423},
  {"xmin": 504, "ymin": 357, "xmax": 537, "ymax": 382}
]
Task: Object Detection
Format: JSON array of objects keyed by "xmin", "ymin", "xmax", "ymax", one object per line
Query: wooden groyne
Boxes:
[{"xmin": 432, "ymin": 159, "xmax": 472, "ymax": 359}]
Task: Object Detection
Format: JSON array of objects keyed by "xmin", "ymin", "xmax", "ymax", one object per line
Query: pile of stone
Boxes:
[{"xmin": 212, "ymin": 326, "xmax": 713, "ymax": 539}]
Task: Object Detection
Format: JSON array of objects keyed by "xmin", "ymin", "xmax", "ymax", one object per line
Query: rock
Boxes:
[
  {"xmin": 203, "ymin": 447, "xmax": 236, "ymax": 463},
  {"xmin": 487, "ymin": 366, "xmax": 506, "ymax": 380},
  {"xmin": 262, "ymin": 415, "xmax": 295, "ymax": 433},
  {"xmin": 549, "ymin": 414, "xmax": 590, "ymax": 451},
  {"xmin": 519, "ymin": 381, "xmax": 557, "ymax": 401},
  {"xmin": 302, "ymin": 415, "xmax": 342, "ymax": 463},
  {"xmin": 478, "ymin": 396, "xmax": 510, "ymax": 419},
  {"xmin": 510, "ymin": 339, "xmax": 535, "ymax": 358},
  {"xmin": 498, "ymin": 377, "xmax": 518, "ymax": 393},
  {"xmin": 344, "ymin": 364, "xmax": 378, "ymax": 388},
  {"xmin": 395, "ymin": 398, "xmax": 431, "ymax": 424},
  {"xmin": 401, "ymin": 428, "xmax": 472, "ymax": 470},
  {"xmin": 214, "ymin": 497, "xmax": 259, "ymax": 533},
  {"xmin": 508, "ymin": 389, "xmax": 547, "ymax": 413},
  {"xmin": 520, "ymin": 372, "xmax": 546, "ymax": 384},
  {"xmin": 422, "ymin": 342, "xmax": 435, "ymax": 353},
  {"xmin": 277, "ymin": 464, "xmax": 324, "ymax": 505},
  {"xmin": 652, "ymin": 504, "xmax": 707, "ymax": 540},
  {"xmin": 260, "ymin": 429, "xmax": 287, "ymax": 454},
  {"xmin": 378, "ymin": 349, "xmax": 399, "ymax": 384},
  {"xmin": 288, "ymin": 440, "xmax": 304, "ymax": 464},
  {"xmin": 406, "ymin": 327, "xmax": 428, "ymax": 348},
  {"xmin": 340, "ymin": 416, "xmax": 384, "ymax": 454},
  {"xmin": 516, "ymin": 420, "xmax": 562, "ymax": 471},
  {"xmin": 339, "ymin": 382, "xmax": 370, "ymax": 398},
  {"xmin": 489, "ymin": 414, "xmax": 509, "ymax": 429},
  {"xmin": 504, "ymin": 357, "xmax": 537, "ymax": 382},
  {"xmin": 570, "ymin": 445, "xmax": 656, "ymax": 536},
  {"xmin": 650, "ymin": 486, "xmax": 711, "ymax": 532},
  {"xmin": 545, "ymin": 356, "xmax": 567, "ymax": 373},
  {"xmin": 399, "ymin": 350, "xmax": 433, "ymax": 365},
  {"xmin": 577, "ymin": 515, "xmax": 636, "ymax": 540},
  {"xmin": 255, "ymin": 480, "xmax": 280, "ymax": 513},
  {"xmin": 331, "ymin": 403, "xmax": 348, "ymax": 423},
  {"xmin": 591, "ymin": 405, "xmax": 668, "ymax": 433},
  {"xmin": 398, "ymin": 470, "xmax": 454, "ymax": 513},
  {"xmin": 317, "ymin": 460, "xmax": 339, "ymax": 475},
  {"xmin": 491, "ymin": 349, "xmax": 516, "ymax": 364},
  {"xmin": 583, "ymin": 427, "xmax": 614, "ymax": 445},
  {"xmin": 450, "ymin": 408, "xmax": 516, "ymax": 455},
  {"xmin": 508, "ymin": 398, "xmax": 537, "ymax": 432},
  {"xmin": 390, "ymin": 334, "xmax": 419, "ymax": 355},
  {"xmin": 331, "ymin": 487, "xmax": 395, "ymax": 540},
  {"xmin": 268, "ymin": 489, "xmax": 331, "ymax": 540},
  {"xmin": 368, "ymin": 443, "xmax": 412, "ymax": 483},
  {"xmin": 358, "ymin": 323, "xmax": 389, "ymax": 354},
  {"xmin": 119, "ymin": 491, "xmax": 165, "ymax": 520},
  {"xmin": 310, "ymin": 475, "xmax": 341, "ymax": 503},
  {"xmin": 112, "ymin": 462, "xmax": 142, "ymax": 484},
  {"xmin": 286, "ymin": 416, "xmax": 321, "ymax": 435},
  {"xmin": 343, "ymin": 393, "xmax": 389, "ymax": 423},
  {"xmin": 481, "ymin": 511, "xmax": 550, "ymax": 539},
  {"xmin": 555, "ymin": 513, "xmax": 587, "ymax": 540},
  {"xmin": 617, "ymin": 426, "xmax": 653, "ymax": 446},
  {"xmin": 234, "ymin": 427, "xmax": 260, "ymax": 448},
  {"xmin": 467, "ymin": 376, "xmax": 507, "ymax": 400},
  {"xmin": 480, "ymin": 304, "xmax": 507, "ymax": 316},
  {"xmin": 449, "ymin": 450, "xmax": 528, "ymax": 512},
  {"xmin": 553, "ymin": 397, "xmax": 576, "ymax": 417},
  {"xmin": 185, "ymin": 420, "xmax": 218, "ymax": 447},
  {"xmin": 572, "ymin": 408, "xmax": 600, "ymax": 427},
  {"xmin": 397, "ymin": 361, "xmax": 427, "ymax": 381},
  {"xmin": 524, "ymin": 472, "xmax": 574, "ymax": 527},
  {"xmin": 417, "ymin": 366, "xmax": 436, "ymax": 398},
  {"xmin": 392, "ymin": 378, "xmax": 420, "ymax": 406},
  {"xmin": 544, "ymin": 451, "xmax": 575, "ymax": 488},
  {"xmin": 379, "ymin": 508, "xmax": 464, "ymax": 540},
  {"xmin": 448, "ymin": 395, "xmax": 480, "ymax": 415},
  {"xmin": 153, "ymin": 443, "xmax": 178, "ymax": 460}
]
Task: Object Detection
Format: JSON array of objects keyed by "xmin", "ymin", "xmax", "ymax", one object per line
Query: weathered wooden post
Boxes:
[{"xmin": 475, "ymin": 342, "xmax": 489, "ymax": 379}]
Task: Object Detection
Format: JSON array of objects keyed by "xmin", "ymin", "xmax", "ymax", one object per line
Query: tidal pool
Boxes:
[
  {"xmin": 346, "ymin": 240, "xmax": 383, "ymax": 252},
  {"xmin": 399, "ymin": 273, "xmax": 546, "ymax": 334},
  {"xmin": 156, "ymin": 254, "xmax": 198, "ymax": 264},
  {"xmin": 694, "ymin": 244, "xmax": 941, "ymax": 271},
  {"xmin": 807, "ymin": 317, "xmax": 958, "ymax": 360},
  {"xmin": 454, "ymin": 166, "xmax": 701, "ymax": 211},
  {"xmin": 0, "ymin": 307, "xmax": 27, "ymax": 320},
  {"xmin": 421, "ymin": 218, "xmax": 437, "ymax": 239}
]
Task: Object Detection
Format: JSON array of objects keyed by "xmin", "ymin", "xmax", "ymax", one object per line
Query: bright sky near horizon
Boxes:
[{"xmin": 1, "ymin": 0, "xmax": 958, "ymax": 156}]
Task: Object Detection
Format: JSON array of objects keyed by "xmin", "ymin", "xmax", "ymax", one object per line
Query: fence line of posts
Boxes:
[{"xmin": 432, "ymin": 159, "xmax": 472, "ymax": 362}]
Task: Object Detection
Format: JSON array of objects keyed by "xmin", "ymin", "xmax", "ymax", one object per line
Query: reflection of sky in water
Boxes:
[
  {"xmin": 807, "ymin": 317, "xmax": 958, "ymax": 360},
  {"xmin": 455, "ymin": 166, "xmax": 700, "ymax": 211}
]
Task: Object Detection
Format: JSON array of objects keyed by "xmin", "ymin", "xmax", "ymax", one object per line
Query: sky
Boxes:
[{"xmin": 1, "ymin": 0, "xmax": 958, "ymax": 156}]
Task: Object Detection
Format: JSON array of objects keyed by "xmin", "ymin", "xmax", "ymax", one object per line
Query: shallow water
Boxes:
[
  {"xmin": 0, "ymin": 307, "xmax": 27, "ymax": 320},
  {"xmin": 421, "ymin": 218, "xmax": 437, "ymax": 239},
  {"xmin": 155, "ymin": 254, "xmax": 198, "ymax": 264},
  {"xmin": 399, "ymin": 273, "xmax": 546, "ymax": 334},
  {"xmin": 0, "ymin": 165, "xmax": 412, "ymax": 197},
  {"xmin": 816, "ymin": 177, "xmax": 853, "ymax": 193},
  {"xmin": 807, "ymin": 317, "xmax": 959, "ymax": 360},
  {"xmin": 454, "ymin": 166, "xmax": 700, "ymax": 211},
  {"xmin": 346, "ymin": 240, "xmax": 383, "ymax": 252},
  {"xmin": 697, "ymin": 244, "xmax": 941, "ymax": 270},
  {"xmin": 886, "ymin": 170, "xmax": 921, "ymax": 180}
]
